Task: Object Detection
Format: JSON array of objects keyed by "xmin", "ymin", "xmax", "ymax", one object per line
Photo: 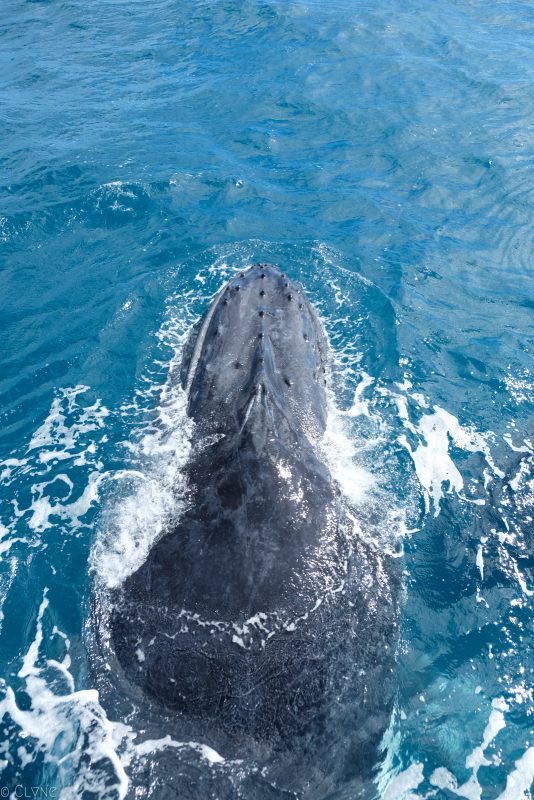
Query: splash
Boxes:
[{"xmin": 90, "ymin": 292, "xmax": 196, "ymax": 589}]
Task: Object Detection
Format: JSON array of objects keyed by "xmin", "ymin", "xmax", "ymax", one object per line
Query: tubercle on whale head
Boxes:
[{"xmin": 182, "ymin": 264, "xmax": 329, "ymax": 446}]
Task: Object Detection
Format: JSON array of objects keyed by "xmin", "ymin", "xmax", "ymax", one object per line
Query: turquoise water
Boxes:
[{"xmin": 1, "ymin": 0, "xmax": 533, "ymax": 797}]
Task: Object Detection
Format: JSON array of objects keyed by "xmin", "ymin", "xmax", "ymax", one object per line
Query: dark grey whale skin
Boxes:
[{"xmin": 111, "ymin": 264, "xmax": 400, "ymax": 796}]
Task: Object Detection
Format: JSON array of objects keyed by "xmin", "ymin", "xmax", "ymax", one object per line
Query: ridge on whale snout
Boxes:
[{"xmin": 181, "ymin": 263, "xmax": 329, "ymax": 442}]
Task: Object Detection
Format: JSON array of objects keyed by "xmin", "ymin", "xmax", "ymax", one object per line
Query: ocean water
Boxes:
[{"xmin": 0, "ymin": 0, "xmax": 533, "ymax": 797}]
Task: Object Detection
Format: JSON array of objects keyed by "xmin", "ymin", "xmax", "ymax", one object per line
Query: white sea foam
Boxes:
[
  {"xmin": 504, "ymin": 370, "xmax": 533, "ymax": 406},
  {"xmin": 345, "ymin": 372, "xmax": 375, "ymax": 418},
  {"xmin": 0, "ymin": 590, "xmax": 130, "ymax": 799},
  {"xmin": 0, "ymin": 588, "xmax": 231, "ymax": 798},
  {"xmin": 28, "ymin": 471, "xmax": 103, "ymax": 533},
  {"xmin": 29, "ymin": 386, "xmax": 109, "ymax": 459},
  {"xmin": 133, "ymin": 735, "xmax": 225, "ymax": 764},
  {"xmin": 503, "ymin": 433, "xmax": 533, "ymax": 454},
  {"xmin": 397, "ymin": 401, "xmax": 504, "ymax": 516},
  {"xmin": 91, "ymin": 306, "xmax": 194, "ymax": 590},
  {"xmin": 495, "ymin": 747, "xmax": 534, "ymax": 800},
  {"xmin": 0, "ymin": 386, "xmax": 109, "ymax": 557},
  {"xmin": 382, "ymin": 762, "xmax": 424, "ymax": 800},
  {"xmin": 386, "ymin": 695, "xmax": 534, "ymax": 800},
  {"xmin": 322, "ymin": 398, "xmax": 376, "ymax": 507}
]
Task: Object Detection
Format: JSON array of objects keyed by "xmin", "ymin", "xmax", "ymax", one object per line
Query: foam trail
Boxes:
[
  {"xmin": 91, "ymin": 319, "xmax": 194, "ymax": 589},
  {"xmin": 321, "ymin": 398, "xmax": 376, "ymax": 508},
  {"xmin": 0, "ymin": 386, "xmax": 109, "ymax": 549},
  {"xmin": 133, "ymin": 735, "xmax": 225, "ymax": 764},
  {"xmin": 0, "ymin": 590, "xmax": 129, "ymax": 799},
  {"xmin": 382, "ymin": 762, "xmax": 424, "ymax": 800},
  {"xmin": 397, "ymin": 402, "xmax": 503, "ymax": 516},
  {"xmin": 429, "ymin": 698, "xmax": 510, "ymax": 800},
  {"xmin": 495, "ymin": 747, "xmax": 534, "ymax": 800}
]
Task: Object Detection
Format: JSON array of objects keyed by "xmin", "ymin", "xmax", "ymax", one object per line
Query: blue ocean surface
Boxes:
[{"xmin": 0, "ymin": 0, "xmax": 533, "ymax": 797}]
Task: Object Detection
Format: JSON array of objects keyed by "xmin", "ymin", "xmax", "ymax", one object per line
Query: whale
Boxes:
[{"xmin": 110, "ymin": 264, "xmax": 400, "ymax": 796}]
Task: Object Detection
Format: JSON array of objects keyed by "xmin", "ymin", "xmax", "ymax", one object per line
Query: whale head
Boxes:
[{"xmin": 181, "ymin": 264, "xmax": 329, "ymax": 446}]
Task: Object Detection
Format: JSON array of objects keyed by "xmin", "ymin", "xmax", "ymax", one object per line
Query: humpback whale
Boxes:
[{"xmin": 110, "ymin": 264, "xmax": 400, "ymax": 796}]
